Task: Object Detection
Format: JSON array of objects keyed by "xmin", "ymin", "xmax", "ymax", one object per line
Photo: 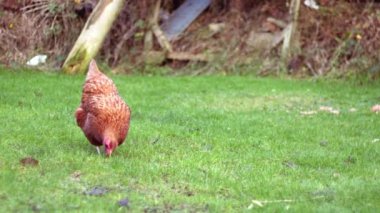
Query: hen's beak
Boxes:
[{"xmin": 105, "ymin": 150, "xmax": 113, "ymax": 157}]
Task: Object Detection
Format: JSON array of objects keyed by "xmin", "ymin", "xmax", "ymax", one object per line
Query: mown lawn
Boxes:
[{"xmin": 0, "ymin": 69, "xmax": 379, "ymax": 212}]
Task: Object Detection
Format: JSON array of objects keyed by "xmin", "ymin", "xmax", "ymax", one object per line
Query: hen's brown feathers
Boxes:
[{"xmin": 75, "ymin": 60, "xmax": 131, "ymax": 154}]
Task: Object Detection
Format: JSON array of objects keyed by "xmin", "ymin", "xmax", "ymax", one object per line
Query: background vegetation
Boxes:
[{"xmin": 1, "ymin": 0, "xmax": 380, "ymax": 77}]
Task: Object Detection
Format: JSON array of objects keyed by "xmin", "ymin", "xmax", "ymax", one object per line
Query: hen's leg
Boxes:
[{"xmin": 96, "ymin": 147, "xmax": 100, "ymax": 155}]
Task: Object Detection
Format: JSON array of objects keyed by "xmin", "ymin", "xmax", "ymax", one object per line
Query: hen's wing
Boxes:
[
  {"xmin": 85, "ymin": 93, "xmax": 131, "ymax": 144},
  {"xmin": 75, "ymin": 106, "xmax": 86, "ymax": 128},
  {"xmin": 82, "ymin": 113, "xmax": 103, "ymax": 146}
]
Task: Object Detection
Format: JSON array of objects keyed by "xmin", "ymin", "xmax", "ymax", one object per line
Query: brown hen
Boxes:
[{"xmin": 75, "ymin": 60, "xmax": 131, "ymax": 157}]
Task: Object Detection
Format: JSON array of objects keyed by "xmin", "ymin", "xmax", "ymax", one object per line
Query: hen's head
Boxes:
[{"xmin": 103, "ymin": 137, "xmax": 117, "ymax": 157}]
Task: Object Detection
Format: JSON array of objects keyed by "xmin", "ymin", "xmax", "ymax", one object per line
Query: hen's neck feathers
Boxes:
[{"xmin": 86, "ymin": 59, "xmax": 102, "ymax": 81}]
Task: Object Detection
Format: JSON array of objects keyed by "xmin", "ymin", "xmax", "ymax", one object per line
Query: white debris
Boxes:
[
  {"xmin": 300, "ymin": 110, "xmax": 318, "ymax": 115},
  {"xmin": 319, "ymin": 106, "xmax": 340, "ymax": 115},
  {"xmin": 26, "ymin": 55, "xmax": 48, "ymax": 66},
  {"xmin": 349, "ymin": 108, "xmax": 357, "ymax": 112},
  {"xmin": 304, "ymin": 0, "xmax": 319, "ymax": 10},
  {"xmin": 208, "ymin": 23, "xmax": 225, "ymax": 34}
]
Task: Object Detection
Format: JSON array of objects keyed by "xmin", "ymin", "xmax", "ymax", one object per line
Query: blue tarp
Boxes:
[{"xmin": 161, "ymin": 0, "xmax": 211, "ymax": 41}]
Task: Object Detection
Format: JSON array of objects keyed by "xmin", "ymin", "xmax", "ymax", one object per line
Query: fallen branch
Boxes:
[
  {"xmin": 150, "ymin": 0, "xmax": 172, "ymax": 52},
  {"xmin": 248, "ymin": 199, "xmax": 295, "ymax": 209},
  {"xmin": 247, "ymin": 195, "xmax": 326, "ymax": 209},
  {"xmin": 143, "ymin": 51, "xmax": 210, "ymax": 65},
  {"xmin": 267, "ymin": 17, "xmax": 287, "ymax": 29},
  {"xmin": 167, "ymin": 51, "xmax": 210, "ymax": 62},
  {"xmin": 112, "ymin": 22, "xmax": 138, "ymax": 66},
  {"xmin": 152, "ymin": 24, "xmax": 173, "ymax": 52}
]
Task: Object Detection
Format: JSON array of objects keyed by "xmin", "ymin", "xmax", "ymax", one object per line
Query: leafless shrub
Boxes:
[{"xmin": 0, "ymin": 0, "xmax": 85, "ymax": 66}]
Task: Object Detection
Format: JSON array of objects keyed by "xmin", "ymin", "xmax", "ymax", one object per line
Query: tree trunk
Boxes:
[
  {"xmin": 62, "ymin": 0, "xmax": 125, "ymax": 74},
  {"xmin": 281, "ymin": 0, "xmax": 301, "ymax": 63}
]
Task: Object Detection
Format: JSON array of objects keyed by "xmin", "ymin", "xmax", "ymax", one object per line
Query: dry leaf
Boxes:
[
  {"xmin": 118, "ymin": 198, "xmax": 129, "ymax": 207},
  {"xmin": 319, "ymin": 106, "xmax": 340, "ymax": 114},
  {"xmin": 300, "ymin": 110, "xmax": 317, "ymax": 115},
  {"xmin": 282, "ymin": 160, "xmax": 298, "ymax": 169},
  {"xmin": 319, "ymin": 106, "xmax": 333, "ymax": 111},
  {"xmin": 349, "ymin": 108, "xmax": 357, "ymax": 112},
  {"xmin": 333, "ymin": 172, "xmax": 340, "ymax": 178},
  {"xmin": 248, "ymin": 199, "xmax": 295, "ymax": 209},
  {"xmin": 85, "ymin": 186, "xmax": 108, "ymax": 196},
  {"xmin": 20, "ymin": 157, "xmax": 39, "ymax": 167},
  {"xmin": 251, "ymin": 200, "xmax": 264, "ymax": 207},
  {"xmin": 320, "ymin": 140, "xmax": 328, "ymax": 147},
  {"xmin": 70, "ymin": 171, "xmax": 82, "ymax": 181}
]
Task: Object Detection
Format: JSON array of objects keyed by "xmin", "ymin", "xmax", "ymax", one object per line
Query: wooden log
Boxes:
[
  {"xmin": 143, "ymin": 51, "xmax": 210, "ymax": 65},
  {"xmin": 62, "ymin": 0, "xmax": 125, "ymax": 74},
  {"xmin": 167, "ymin": 51, "xmax": 210, "ymax": 62}
]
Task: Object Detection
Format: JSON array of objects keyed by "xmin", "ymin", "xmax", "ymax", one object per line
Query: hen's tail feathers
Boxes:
[{"xmin": 86, "ymin": 59, "xmax": 101, "ymax": 80}]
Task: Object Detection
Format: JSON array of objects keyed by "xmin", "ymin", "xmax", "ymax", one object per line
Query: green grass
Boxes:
[{"xmin": 0, "ymin": 69, "xmax": 379, "ymax": 212}]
